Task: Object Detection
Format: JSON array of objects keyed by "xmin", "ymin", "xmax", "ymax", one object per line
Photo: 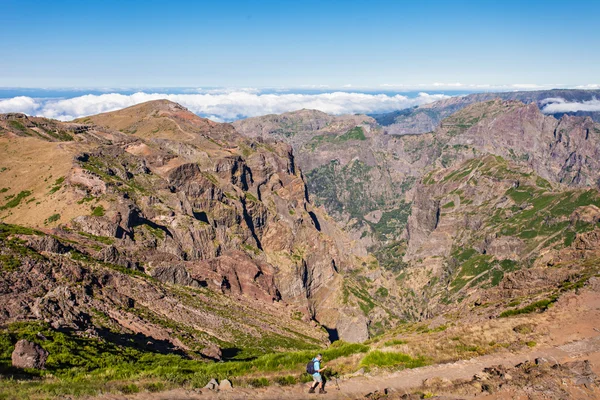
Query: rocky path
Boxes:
[
  {"xmin": 96, "ymin": 288, "xmax": 600, "ymax": 400},
  {"xmin": 95, "ymin": 335, "xmax": 599, "ymax": 400}
]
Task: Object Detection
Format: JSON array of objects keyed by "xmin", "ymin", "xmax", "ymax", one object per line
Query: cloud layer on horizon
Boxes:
[
  {"xmin": 541, "ymin": 97, "xmax": 600, "ymax": 113},
  {"xmin": 0, "ymin": 91, "xmax": 451, "ymax": 122}
]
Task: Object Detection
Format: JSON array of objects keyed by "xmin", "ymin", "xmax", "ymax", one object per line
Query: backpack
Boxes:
[{"xmin": 306, "ymin": 359, "xmax": 316, "ymax": 374}]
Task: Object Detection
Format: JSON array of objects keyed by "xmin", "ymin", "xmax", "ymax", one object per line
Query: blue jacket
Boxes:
[{"xmin": 313, "ymin": 358, "xmax": 321, "ymax": 376}]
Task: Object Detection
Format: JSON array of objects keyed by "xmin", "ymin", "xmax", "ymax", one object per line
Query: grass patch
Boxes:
[
  {"xmin": 0, "ymin": 322, "xmax": 367, "ymax": 398},
  {"xmin": 247, "ymin": 377, "xmax": 270, "ymax": 388},
  {"xmin": 360, "ymin": 350, "xmax": 427, "ymax": 369},
  {"xmin": 45, "ymin": 214, "xmax": 61, "ymax": 224},
  {"xmin": 0, "ymin": 190, "xmax": 32, "ymax": 210},
  {"xmin": 442, "ymin": 201, "xmax": 455, "ymax": 209},
  {"xmin": 274, "ymin": 375, "xmax": 297, "ymax": 386},
  {"xmin": 499, "ymin": 296, "xmax": 558, "ymax": 318},
  {"xmin": 77, "ymin": 231, "xmax": 115, "ymax": 245},
  {"xmin": 307, "ymin": 126, "xmax": 366, "ymax": 150},
  {"xmin": 48, "ymin": 177, "xmax": 65, "ymax": 194},
  {"xmin": 91, "ymin": 205, "xmax": 105, "ymax": 217},
  {"xmin": 383, "ymin": 339, "xmax": 407, "ymax": 346}
]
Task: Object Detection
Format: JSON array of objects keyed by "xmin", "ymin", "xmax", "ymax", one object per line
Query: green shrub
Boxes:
[
  {"xmin": 247, "ymin": 377, "xmax": 270, "ymax": 387},
  {"xmin": 45, "ymin": 214, "xmax": 61, "ymax": 224},
  {"xmin": 91, "ymin": 205, "xmax": 105, "ymax": 217},
  {"xmin": 119, "ymin": 384, "xmax": 140, "ymax": 394},
  {"xmin": 144, "ymin": 382, "xmax": 166, "ymax": 392},
  {"xmin": 274, "ymin": 375, "xmax": 297, "ymax": 386},
  {"xmin": 0, "ymin": 190, "xmax": 32, "ymax": 210}
]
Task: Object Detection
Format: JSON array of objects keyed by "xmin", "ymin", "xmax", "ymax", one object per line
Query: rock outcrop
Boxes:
[{"xmin": 11, "ymin": 339, "xmax": 49, "ymax": 369}]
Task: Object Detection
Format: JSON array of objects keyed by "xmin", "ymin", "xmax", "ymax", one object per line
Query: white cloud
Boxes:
[
  {"xmin": 0, "ymin": 91, "xmax": 451, "ymax": 122},
  {"xmin": 575, "ymin": 84, "xmax": 600, "ymax": 89},
  {"xmin": 0, "ymin": 96, "xmax": 40, "ymax": 114},
  {"xmin": 379, "ymin": 82, "xmax": 571, "ymax": 91},
  {"xmin": 541, "ymin": 97, "xmax": 600, "ymax": 113}
]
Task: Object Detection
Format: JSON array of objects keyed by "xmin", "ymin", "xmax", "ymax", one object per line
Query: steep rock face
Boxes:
[
  {"xmin": 229, "ymin": 99, "xmax": 600, "ymax": 327},
  {"xmin": 0, "ymin": 100, "xmax": 363, "ymax": 347},
  {"xmin": 438, "ymin": 101, "xmax": 600, "ymax": 188},
  {"xmin": 399, "ymin": 155, "xmax": 600, "ymax": 317},
  {"xmin": 0, "ymin": 226, "xmax": 330, "ymax": 356},
  {"xmin": 406, "ymin": 186, "xmax": 440, "ymax": 257}
]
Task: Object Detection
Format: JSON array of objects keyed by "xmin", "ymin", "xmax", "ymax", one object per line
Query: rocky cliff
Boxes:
[
  {"xmin": 0, "ymin": 100, "xmax": 374, "ymax": 356},
  {"xmin": 233, "ymin": 98, "xmax": 600, "ymax": 321}
]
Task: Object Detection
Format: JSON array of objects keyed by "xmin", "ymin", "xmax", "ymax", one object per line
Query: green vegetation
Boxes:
[
  {"xmin": 374, "ymin": 241, "xmax": 407, "ymax": 273},
  {"xmin": 499, "ymin": 296, "xmax": 558, "ymax": 318},
  {"xmin": 45, "ymin": 213, "xmax": 61, "ymax": 224},
  {"xmin": 0, "ymin": 187, "xmax": 8, "ymax": 193},
  {"xmin": 307, "ymin": 126, "xmax": 366, "ymax": 150},
  {"xmin": 48, "ymin": 176, "xmax": 65, "ymax": 194},
  {"xmin": 383, "ymin": 339, "xmax": 407, "ymax": 346},
  {"xmin": 375, "ymin": 287, "xmax": 389, "ymax": 297},
  {"xmin": 368, "ymin": 203, "xmax": 412, "ymax": 241},
  {"xmin": 81, "ymin": 155, "xmax": 149, "ymax": 195},
  {"xmin": 274, "ymin": 375, "xmax": 297, "ymax": 386},
  {"xmin": 442, "ymin": 201, "xmax": 455, "ymax": 209},
  {"xmin": 360, "ymin": 350, "xmax": 427, "ymax": 369},
  {"xmin": 247, "ymin": 377, "xmax": 270, "ymax": 387},
  {"xmin": 244, "ymin": 192, "xmax": 258, "ymax": 202},
  {"xmin": 77, "ymin": 231, "xmax": 115, "ymax": 245},
  {"xmin": 91, "ymin": 205, "xmax": 105, "ymax": 216},
  {"xmin": 143, "ymin": 224, "xmax": 165, "ymax": 240},
  {"xmin": 307, "ymin": 159, "xmax": 373, "ymax": 218},
  {"xmin": 0, "ymin": 254, "xmax": 20, "ymax": 271},
  {"xmin": 0, "ymin": 324, "xmax": 368, "ymax": 398},
  {"xmin": 0, "ymin": 190, "xmax": 32, "ymax": 210},
  {"xmin": 347, "ymin": 285, "xmax": 376, "ymax": 315},
  {"xmin": 8, "ymin": 120, "xmax": 32, "ymax": 135},
  {"xmin": 447, "ymin": 247, "xmax": 520, "ymax": 296}
]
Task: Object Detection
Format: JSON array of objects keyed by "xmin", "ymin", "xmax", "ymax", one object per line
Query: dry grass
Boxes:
[
  {"xmin": 0, "ymin": 137, "xmax": 94, "ymax": 227},
  {"xmin": 371, "ymin": 317, "xmax": 541, "ymax": 366}
]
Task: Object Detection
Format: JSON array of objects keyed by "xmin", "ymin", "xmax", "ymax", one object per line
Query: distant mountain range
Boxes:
[
  {"xmin": 370, "ymin": 89, "xmax": 600, "ymax": 134},
  {"xmin": 1, "ymin": 90, "xmax": 600, "ymax": 396}
]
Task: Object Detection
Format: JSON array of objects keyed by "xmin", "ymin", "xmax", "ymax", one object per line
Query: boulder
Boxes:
[
  {"xmin": 204, "ymin": 378, "xmax": 218, "ymax": 390},
  {"xmin": 218, "ymin": 379, "xmax": 233, "ymax": 391},
  {"xmin": 11, "ymin": 339, "xmax": 49, "ymax": 369},
  {"xmin": 200, "ymin": 344, "xmax": 222, "ymax": 361}
]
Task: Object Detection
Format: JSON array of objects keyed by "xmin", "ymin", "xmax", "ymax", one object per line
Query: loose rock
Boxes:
[{"xmin": 11, "ymin": 339, "xmax": 49, "ymax": 369}]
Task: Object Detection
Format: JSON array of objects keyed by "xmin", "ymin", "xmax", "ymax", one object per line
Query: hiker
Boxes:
[{"xmin": 307, "ymin": 353, "xmax": 328, "ymax": 394}]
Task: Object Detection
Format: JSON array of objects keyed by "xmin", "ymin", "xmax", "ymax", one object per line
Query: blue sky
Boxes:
[{"xmin": 1, "ymin": 0, "xmax": 599, "ymax": 89}]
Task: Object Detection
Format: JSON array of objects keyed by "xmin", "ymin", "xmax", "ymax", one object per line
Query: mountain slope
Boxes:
[
  {"xmin": 0, "ymin": 100, "xmax": 375, "ymax": 358},
  {"xmin": 372, "ymin": 88, "xmax": 600, "ymax": 134}
]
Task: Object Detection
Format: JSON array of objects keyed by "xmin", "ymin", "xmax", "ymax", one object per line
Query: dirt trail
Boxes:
[{"xmin": 96, "ymin": 286, "xmax": 600, "ymax": 400}]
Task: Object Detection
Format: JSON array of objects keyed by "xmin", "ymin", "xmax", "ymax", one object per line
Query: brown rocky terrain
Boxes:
[
  {"xmin": 233, "ymin": 98, "xmax": 600, "ymax": 323},
  {"xmin": 0, "ymin": 100, "xmax": 374, "ymax": 359},
  {"xmin": 2, "ymin": 96, "xmax": 600, "ymax": 399}
]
